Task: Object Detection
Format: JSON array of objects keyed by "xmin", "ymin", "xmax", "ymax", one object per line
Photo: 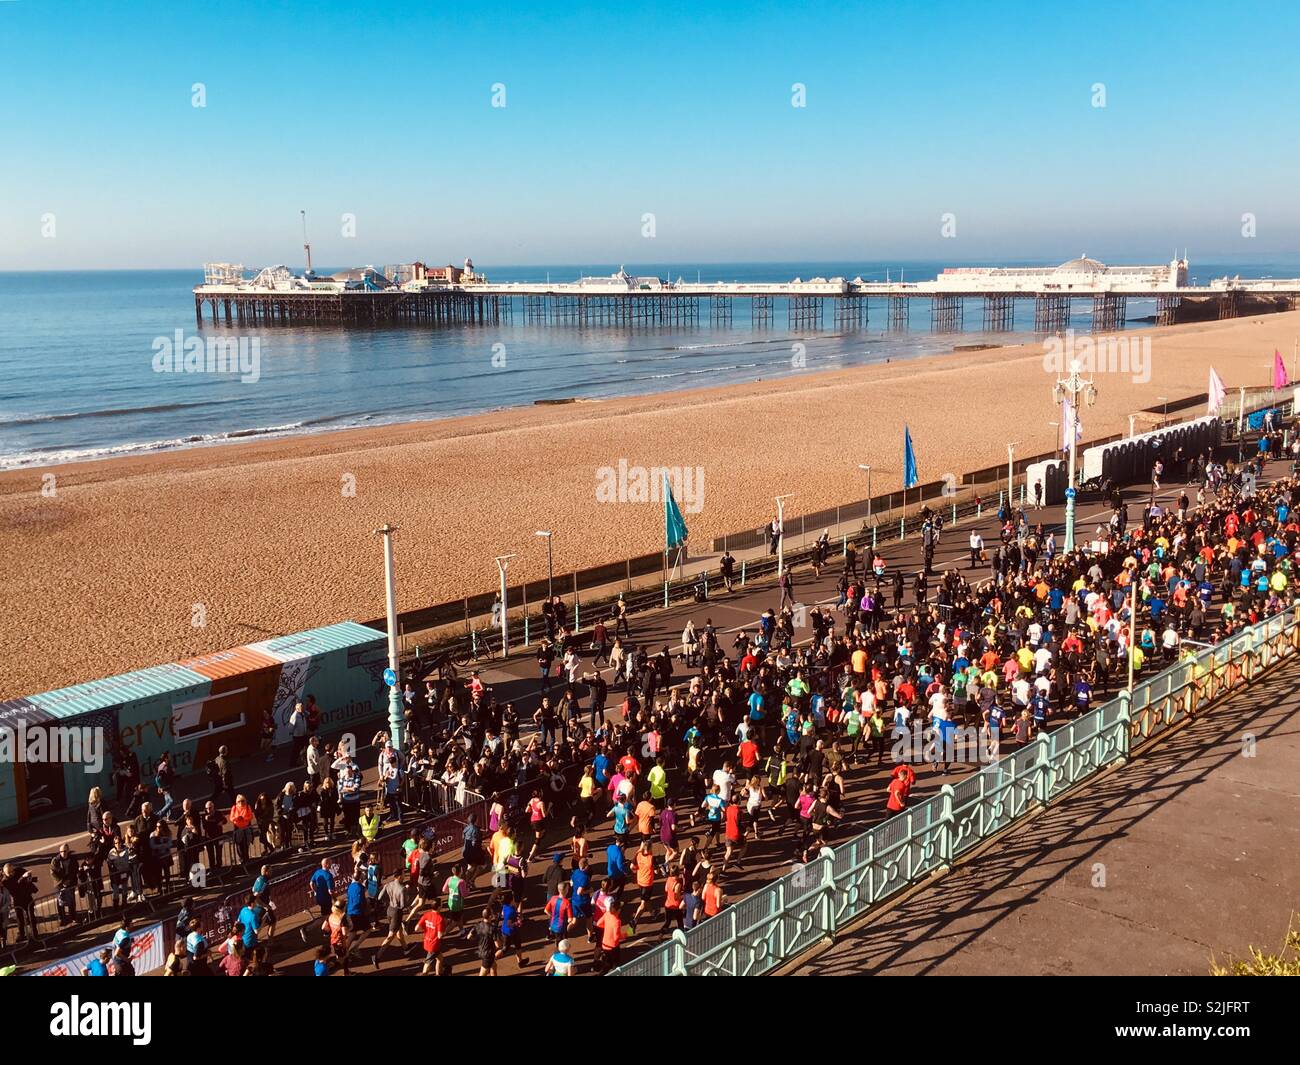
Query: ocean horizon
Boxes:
[{"xmin": 3, "ymin": 258, "xmax": 1298, "ymax": 471}]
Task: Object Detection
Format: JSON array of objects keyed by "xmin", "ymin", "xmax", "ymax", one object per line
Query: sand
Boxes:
[{"xmin": 3, "ymin": 310, "xmax": 1298, "ymax": 698}]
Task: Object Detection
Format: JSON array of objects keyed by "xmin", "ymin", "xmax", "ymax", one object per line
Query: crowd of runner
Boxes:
[{"xmin": 5, "ymin": 429, "xmax": 1297, "ymax": 975}]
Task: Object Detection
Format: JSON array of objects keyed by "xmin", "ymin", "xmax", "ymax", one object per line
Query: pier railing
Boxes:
[{"xmin": 608, "ymin": 604, "xmax": 1300, "ymax": 976}]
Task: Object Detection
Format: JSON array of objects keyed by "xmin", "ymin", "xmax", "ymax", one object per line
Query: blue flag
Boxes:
[
  {"xmin": 903, "ymin": 426, "xmax": 918, "ymax": 489},
  {"xmin": 665, "ymin": 473, "xmax": 689, "ymax": 549}
]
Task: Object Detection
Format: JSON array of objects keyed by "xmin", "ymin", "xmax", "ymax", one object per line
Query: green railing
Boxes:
[{"xmin": 609, "ymin": 604, "xmax": 1300, "ymax": 976}]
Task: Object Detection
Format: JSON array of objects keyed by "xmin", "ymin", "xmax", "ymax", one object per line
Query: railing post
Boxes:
[
  {"xmin": 818, "ymin": 846, "xmax": 837, "ymax": 941},
  {"xmin": 1116, "ymin": 688, "xmax": 1132, "ymax": 763},
  {"xmin": 1033, "ymin": 732, "xmax": 1053, "ymax": 806},
  {"xmin": 937, "ymin": 783, "xmax": 955, "ymax": 871},
  {"xmin": 899, "ymin": 518, "xmax": 904, "ymax": 541},
  {"xmin": 871, "ymin": 524, "xmax": 877, "ymax": 550},
  {"xmin": 669, "ymin": 928, "xmax": 689, "ymax": 976},
  {"xmin": 740, "ymin": 560, "xmax": 746, "ymax": 587},
  {"xmin": 663, "ymin": 581, "xmax": 669, "ymax": 608}
]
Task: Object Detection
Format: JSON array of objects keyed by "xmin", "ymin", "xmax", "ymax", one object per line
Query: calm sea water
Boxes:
[{"xmin": 1, "ymin": 260, "xmax": 1296, "ymax": 469}]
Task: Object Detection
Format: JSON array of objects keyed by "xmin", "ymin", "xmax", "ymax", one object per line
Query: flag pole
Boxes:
[{"xmin": 663, "ymin": 472, "xmax": 669, "ymax": 588}]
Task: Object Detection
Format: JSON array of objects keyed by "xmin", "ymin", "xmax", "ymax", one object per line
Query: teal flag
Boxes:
[
  {"xmin": 665, "ymin": 473, "xmax": 689, "ymax": 549},
  {"xmin": 903, "ymin": 426, "xmax": 919, "ymax": 489}
]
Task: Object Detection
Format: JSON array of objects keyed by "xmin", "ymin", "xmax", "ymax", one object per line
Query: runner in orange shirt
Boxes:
[
  {"xmin": 660, "ymin": 864, "xmax": 684, "ymax": 934},
  {"xmin": 594, "ymin": 898, "xmax": 626, "ymax": 974},
  {"xmin": 630, "ymin": 839, "xmax": 656, "ymax": 933},
  {"xmin": 701, "ymin": 869, "xmax": 724, "ymax": 917}
]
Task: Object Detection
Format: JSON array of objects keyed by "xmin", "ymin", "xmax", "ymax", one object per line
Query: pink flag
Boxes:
[{"xmin": 1273, "ymin": 349, "xmax": 1289, "ymax": 389}]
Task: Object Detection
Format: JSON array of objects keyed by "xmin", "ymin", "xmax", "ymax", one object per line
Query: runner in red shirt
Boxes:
[
  {"xmin": 722, "ymin": 802, "xmax": 745, "ymax": 873},
  {"xmin": 415, "ymin": 898, "xmax": 446, "ymax": 976}
]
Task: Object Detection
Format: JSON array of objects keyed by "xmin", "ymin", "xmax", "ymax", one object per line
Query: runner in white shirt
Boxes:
[
  {"xmin": 1033, "ymin": 646, "xmax": 1053, "ymax": 674},
  {"xmin": 712, "ymin": 765, "xmax": 735, "ymax": 802}
]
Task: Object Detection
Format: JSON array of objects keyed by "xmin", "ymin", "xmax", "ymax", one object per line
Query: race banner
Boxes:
[{"xmin": 28, "ymin": 919, "xmax": 167, "ymax": 976}]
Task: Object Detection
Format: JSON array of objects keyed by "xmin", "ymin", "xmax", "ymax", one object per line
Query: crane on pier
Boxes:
[{"xmin": 301, "ymin": 209, "xmax": 314, "ymax": 277}]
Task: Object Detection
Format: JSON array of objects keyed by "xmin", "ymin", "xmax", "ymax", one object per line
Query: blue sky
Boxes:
[{"xmin": 2, "ymin": 0, "xmax": 1298, "ymax": 269}]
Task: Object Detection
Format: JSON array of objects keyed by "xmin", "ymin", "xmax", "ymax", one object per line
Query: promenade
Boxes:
[{"xmin": 793, "ymin": 655, "xmax": 1300, "ymax": 976}]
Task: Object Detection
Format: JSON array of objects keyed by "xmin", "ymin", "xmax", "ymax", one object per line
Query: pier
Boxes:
[{"xmin": 194, "ymin": 256, "xmax": 1300, "ymax": 333}]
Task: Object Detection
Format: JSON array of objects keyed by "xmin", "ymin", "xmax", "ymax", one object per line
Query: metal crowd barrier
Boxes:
[{"xmin": 610, "ymin": 604, "xmax": 1300, "ymax": 976}]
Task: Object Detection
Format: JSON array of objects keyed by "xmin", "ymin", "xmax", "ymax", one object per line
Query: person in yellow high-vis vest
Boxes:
[{"xmin": 359, "ymin": 806, "xmax": 381, "ymax": 844}]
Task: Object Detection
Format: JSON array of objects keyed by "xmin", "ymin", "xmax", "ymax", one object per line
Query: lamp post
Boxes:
[
  {"xmin": 375, "ymin": 523, "xmax": 405, "ymax": 751},
  {"xmin": 1125, "ymin": 563, "xmax": 1139, "ymax": 694},
  {"xmin": 1006, "ymin": 440, "xmax": 1019, "ymax": 508},
  {"xmin": 1053, "ymin": 359, "xmax": 1098, "ymax": 553},
  {"xmin": 774, "ymin": 494, "xmax": 794, "ymax": 577},
  {"xmin": 534, "ymin": 530, "xmax": 553, "ymax": 601},
  {"xmin": 857, "ymin": 464, "xmax": 872, "ymax": 521},
  {"xmin": 1128, "ymin": 413, "xmax": 1137, "ymax": 439},
  {"xmin": 1157, "ymin": 395, "xmax": 1168, "ymax": 424},
  {"xmin": 494, "ymin": 553, "xmax": 516, "ymax": 656}
]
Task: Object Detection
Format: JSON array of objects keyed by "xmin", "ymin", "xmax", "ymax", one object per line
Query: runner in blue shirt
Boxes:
[
  {"xmin": 605, "ymin": 842, "xmax": 627, "ymax": 883},
  {"xmin": 237, "ymin": 895, "xmax": 263, "ymax": 950},
  {"xmin": 309, "ymin": 859, "xmax": 335, "ymax": 919}
]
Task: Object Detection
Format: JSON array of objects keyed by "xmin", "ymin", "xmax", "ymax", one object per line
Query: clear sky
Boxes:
[{"xmin": 2, "ymin": 0, "xmax": 1298, "ymax": 270}]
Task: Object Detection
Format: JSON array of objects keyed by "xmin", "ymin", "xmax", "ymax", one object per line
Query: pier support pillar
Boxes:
[
  {"xmin": 1034, "ymin": 294, "xmax": 1071, "ymax": 334},
  {"xmin": 982, "ymin": 294, "xmax": 1014, "ymax": 331},
  {"xmin": 930, "ymin": 295, "xmax": 963, "ymax": 332},
  {"xmin": 834, "ymin": 296, "xmax": 867, "ymax": 328},
  {"xmin": 887, "ymin": 295, "xmax": 909, "ymax": 330},
  {"xmin": 1156, "ymin": 295, "xmax": 1182, "ymax": 326},
  {"xmin": 1091, "ymin": 294, "xmax": 1127, "ymax": 332}
]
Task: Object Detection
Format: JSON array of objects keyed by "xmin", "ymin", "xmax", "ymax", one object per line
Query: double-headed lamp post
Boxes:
[
  {"xmin": 535, "ymin": 530, "xmax": 553, "ymax": 601},
  {"xmin": 494, "ymin": 553, "xmax": 516, "ymax": 656},
  {"xmin": 1053, "ymin": 359, "xmax": 1098, "ymax": 552},
  {"xmin": 775, "ymin": 494, "xmax": 794, "ymax": 577},
  {"xmin": 375, "ymin": 523, "xmax": 405, "ymax": 752}
]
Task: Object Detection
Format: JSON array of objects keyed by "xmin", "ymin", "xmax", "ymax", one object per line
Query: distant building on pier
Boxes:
[{"xmin": 935, "ymin": 256, "xmax": 1188, "ymax": 293}]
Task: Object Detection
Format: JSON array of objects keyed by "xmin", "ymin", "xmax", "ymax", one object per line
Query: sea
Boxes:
[{"xmin": 1, "ymin": 259, "xmax": 1296, "ymax": 470}]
